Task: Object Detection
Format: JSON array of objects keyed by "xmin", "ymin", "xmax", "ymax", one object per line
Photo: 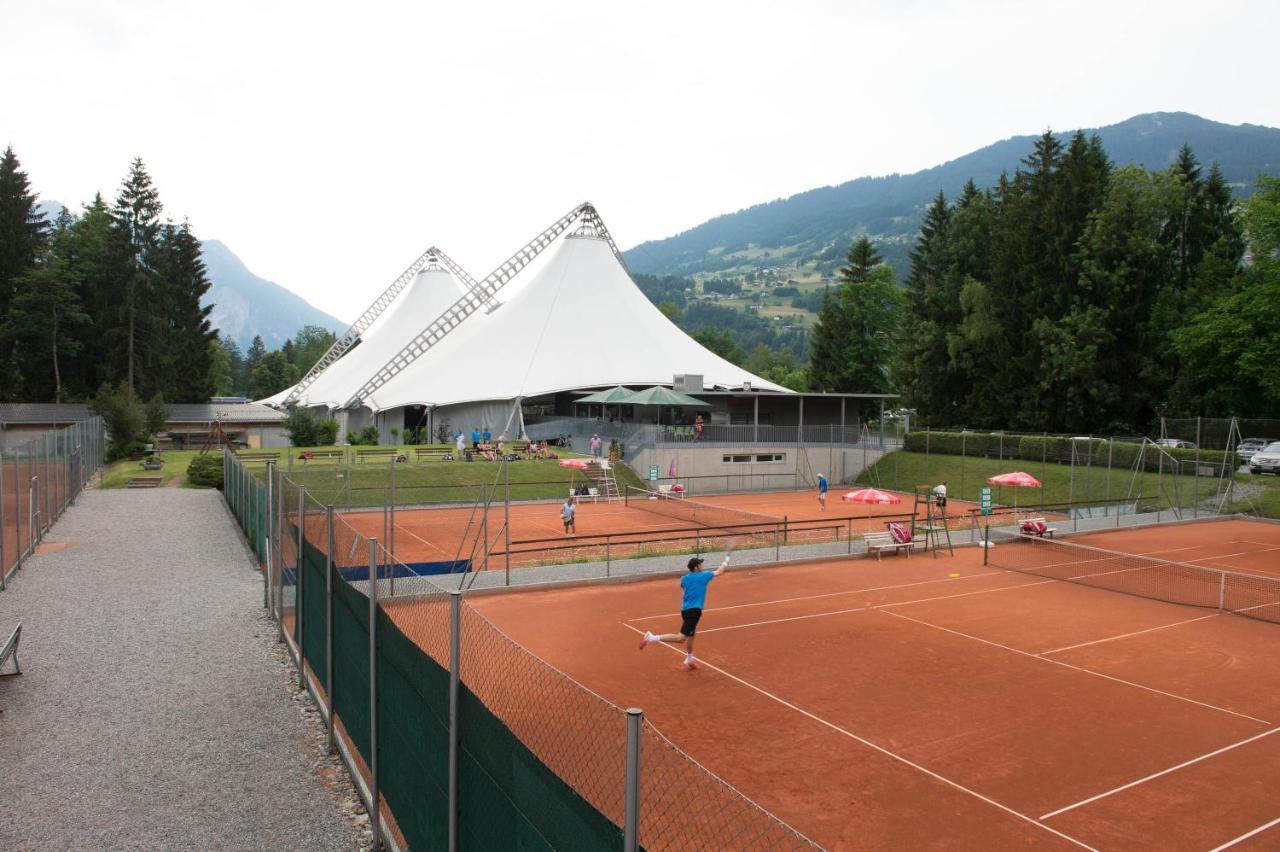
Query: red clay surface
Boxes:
[
  {"xmin": 440, "ymin": 518, "xmax": 1280, "ymax": 849},
  {"xmin": 1065, "ymin": 518, "xmax": 1280, "ymax": 579},
  {"xmin": 334, "ymin": 487, "xmax": 980, "ymax": 568}
]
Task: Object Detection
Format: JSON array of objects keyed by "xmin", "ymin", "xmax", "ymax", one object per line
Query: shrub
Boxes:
[
  {"xmin": 187, "ymin": 454, "xmax": 225, "ymax": 489},
  {"xmin": 316, "ymin": 419, "xmax": 339, "ymax": 446},
  {"xmin": 92, "ymin": 382, "xmax": 146, "ymax": 458},
  {"xmin": 282, "ymin": 406, "xmax": 319, "ymax": 447},
  {"xmin": 349, "ymin": 425, "xmax": 380, "ymax": 446}
]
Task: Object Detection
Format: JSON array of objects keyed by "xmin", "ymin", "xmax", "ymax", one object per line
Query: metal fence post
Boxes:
[
  {"xmin": 368, "ymin": 538, "xmax": 382, "ymax": 852},
  {"xmin": 0, "ymin": 451, "xmax": 6, "ymax": 590},
  {"xmin": 624, "ymin": 707, "xmax": 643, "ymax": 852},
  {"xmin": 298, "ymin": 485, "xmax": 306, "ymax": 688},
  {"xmin": 326, "ymin": 505, "xmax": 335, "ymax": 754},
  {"xmin": 264, "ymin": 462, "xmax": 274, "ymax": 609},
  {"xmin": 448, "ymin": 589, "xmax": 461, "ymax": 852}
]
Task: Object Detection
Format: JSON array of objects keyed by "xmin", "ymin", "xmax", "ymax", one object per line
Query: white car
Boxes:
[
  {"xmin": 1155, "ymin": 438, "xmax": 1197, "ymax": 450},
  {"xmin": 1237, "ymin": 438, "xmax": 1273, "ymax": 463},
  {"xmin": 1249, "ymin": 442, "xmax": 1280, "ymax": 475}
]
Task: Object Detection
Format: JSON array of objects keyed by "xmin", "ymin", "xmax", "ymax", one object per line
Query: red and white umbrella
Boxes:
[
  {"xmin": 986, "ymin": 471, "xmax": 1042, "ymax": 515},
  {"xmin": 842, "ymin": 488, "xmax": 902, "ymax": 505},
  {"xmin": 558, "ymin": 458, "xmax": 590, "ymax": 470}
]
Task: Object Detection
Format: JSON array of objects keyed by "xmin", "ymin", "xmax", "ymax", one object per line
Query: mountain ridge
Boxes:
[{"xmin": 624, "ymin": 112, "xmax": 1280, "ymax": 279}]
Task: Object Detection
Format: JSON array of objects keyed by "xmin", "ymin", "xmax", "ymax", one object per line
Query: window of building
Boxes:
[{"xmin": 722, "ymin": 453, "xmax": 786, "ymax": 464}]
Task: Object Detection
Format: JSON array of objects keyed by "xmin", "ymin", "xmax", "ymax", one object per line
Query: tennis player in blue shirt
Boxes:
[
  {"xmin": 817, "ymin": 473, "xmax": 828, "ymax": 512},
  {"xmin": 638, "ymin": 554, "xmax": 730, "ymax": 670}
]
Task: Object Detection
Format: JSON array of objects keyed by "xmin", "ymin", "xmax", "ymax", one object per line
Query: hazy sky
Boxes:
[{"xmin": 4, "ymin": 0, "xmax": 1278, "ymax": 322}]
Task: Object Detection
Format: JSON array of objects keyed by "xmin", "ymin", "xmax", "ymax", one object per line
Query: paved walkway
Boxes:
[{"xmin": 0, "ymin": 489, "xmax": 360, "ymax": 851}]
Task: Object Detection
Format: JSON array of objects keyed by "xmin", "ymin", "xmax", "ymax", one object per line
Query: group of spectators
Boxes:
[{"xmin": 588, "ymin": 434, "xmax": 622, "ymax": 461}]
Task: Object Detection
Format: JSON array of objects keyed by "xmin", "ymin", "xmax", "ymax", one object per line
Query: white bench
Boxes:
[
  {"xmin": 569, "ymin": 487, "xmax": 600, "ymax": 502},
  {"xmin": 657, "ymin": 484, "xmax": 684, "ymax": 498},
  {"xmin": 1018, "ymin": 516, "xmax": 1058, "ymax": 538},
  {"xmin": 1, "ymin": 623, "xmax": 20, "ymax": 678},
  {"xmin": 863, "ymin": 532, "xmax": 925, "ymax": 559}
]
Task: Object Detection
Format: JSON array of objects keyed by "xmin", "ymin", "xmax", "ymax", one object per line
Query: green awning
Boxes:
[
  {"xmin": 575, "ymin": 386, "xmax": 635, "ymax": 404},
  {"xmin": 619, "ymin": 386, "xmax": 711, "ymax": 408}
]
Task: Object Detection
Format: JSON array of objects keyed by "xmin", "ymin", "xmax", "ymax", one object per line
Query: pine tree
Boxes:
[
  {"xmin": 109, "ymin": 158, "xmax": 163, "ymax": 395},
  {"xmin": 281, "ymin": 337, "xmax": 295, "ymax": 365},
  {"xmin": 220, "ymin": 337, "xmax": 245, "ymax": 396},
  {"xmin": 158, "ymin": 220, "xmax": 215, "ymax": 401},
  {"xmin": 3, "ymin": 209, "xmax": 89, "ymax": 401},
  {"xmin": 0, "ymin": 147, "xmax": 49, "ymax": 396},
  {"xmin": 838, "ymin": 236, "xmax": 882, "ymax": 284},
  {"xmin": 245, "ymin": 335, "xmax": 266, "ymax": 376},
  {"xmin": 66, "ymin": 195, "xmax": 117, "ymax": 396},
  {"xmin": 896, "ymin": 192, "xmax": 953, "ymax": 420}
]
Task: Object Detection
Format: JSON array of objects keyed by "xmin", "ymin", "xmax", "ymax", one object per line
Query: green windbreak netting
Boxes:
[
  {"xmin": 457, "ymin": 684, "xmax": 624, "ymax": 851},
  {"xmin": 299, "ymin": 533, "xmax": 328, "ymax": 682},
  {"xmin": 376, "ymin": 609, "xmax": 450, "ymax": 849},
  {"xmin": 331, "ymin": 571, "xmax": 372, "ymax": 762}
]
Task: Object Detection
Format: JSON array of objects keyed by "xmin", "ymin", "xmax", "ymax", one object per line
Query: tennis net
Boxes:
[
  {"xmin": 986, "ymin": 529, "xmax": 1280, "ymax": 625},
  {"xmin": 624, "ymin": 486, "xmax": 783, "ymax": 532}
]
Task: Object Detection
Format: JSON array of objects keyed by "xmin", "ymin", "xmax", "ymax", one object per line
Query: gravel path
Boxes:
[{"xmin": 0, "ymin": 489, "xmax": 362, "ymax": 851}]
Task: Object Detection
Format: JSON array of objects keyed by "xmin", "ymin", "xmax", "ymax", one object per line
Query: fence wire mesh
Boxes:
[
  {"xmin": 224, "ymin": 463, "xmax": 817, "ymax": 850},
  {"xmin": 1, "ymin": 416, "xmax": 104, "ymax": 591}
]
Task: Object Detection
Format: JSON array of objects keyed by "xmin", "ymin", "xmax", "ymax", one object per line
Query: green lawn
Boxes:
[
  {"xmin": 255, "ymin": 450, "xmax": 647, "ymax": 507},
  {"xmin": 101, "ymin": 450, "xmax": 204, "ymax": 488},
  {"xmin": 854, "ymin": 450, "xmax": 1272, "ymax": 514}
]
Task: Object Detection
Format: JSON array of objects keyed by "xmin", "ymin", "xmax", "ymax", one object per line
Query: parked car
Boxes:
[
  {"xmin": 1249, "ymin": 440, "xmax": 1280, "ymax": 473},
  {"xmin": 1249, "ymin": 442, "xmax": 1280, "ymax": 475},
  {"xmin": 1237, "ymin": 438, "xmax": 1274, "ymax": 463},
  {"xmin": 1155, "ymin": 438, "xmax": 1197, "ymax": 450}
]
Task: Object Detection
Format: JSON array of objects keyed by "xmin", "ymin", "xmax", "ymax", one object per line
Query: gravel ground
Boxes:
[{"xmin": 0, "ymin": 489, "xmax": 364, "ymax": 851}]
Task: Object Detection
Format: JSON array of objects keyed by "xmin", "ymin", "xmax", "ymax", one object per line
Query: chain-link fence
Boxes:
[
  {"xmin": 863, "ymin": 423, "xmax": 1255, "ymax": 521},
  {"xmin": 223, "ymin": 451, "xmax": 817, "ymax": 850},
  {"xmin": 1, "ymin": 416, "xmax": 105, "ymax": 591}
]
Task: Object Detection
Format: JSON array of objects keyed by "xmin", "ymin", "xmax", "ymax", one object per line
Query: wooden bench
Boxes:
[
  {"xmin": 299, "ymin": 449, "xmax": 345, "ymax": 463},
  {"xmin": 237, "ymin": 452, "xmax": 279, "ymax": 466},
  {"xmin": 355, "ymin": 448, "xmax": 398, "ymax": 462},
  {"xmin": 127, "ymin": 476, "xmax": 163, "ymax": 489},
  {"xmin": 1, "ymin": 623, "xmax": 21, "ymax": 678},
  {"xmin": 863, "ymin": 531, "xmax": 925, "ymax": 559},
  {"xmin": 414, "ymin": 447, "xmax": 452, "ymax": 461},
  {"xmin": 1018, "ymin": 516, "xmax": 1058, "ymax": 538}
]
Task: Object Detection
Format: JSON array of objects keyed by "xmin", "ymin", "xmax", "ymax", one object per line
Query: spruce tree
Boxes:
[
  {"xmin": 66, "ymin": 195, "xmax": 117, "ymax": 395},
  {"xmin": 109, "ymin": 158, "xmax": 163, "ymax": 395},
  {"xmin": 159, "ymin": 220, "xmax": 215, "ymax": 401},
  {"xmin": 245, "ymin": 335, "xmax": 266, "ymax": 376},
  {"xmin": 0, "ymin": 147, "xmax": 47, "ymax": 316},
  {"xmin": 3, "ymin": 209, "xmax": 89, "ymax": 401},
  {"xmin": 839, "ymin": 236, "xmax": 882, "ymax": 284}
]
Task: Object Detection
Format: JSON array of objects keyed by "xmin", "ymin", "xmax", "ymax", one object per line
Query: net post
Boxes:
[
  {"xmin": 448, "ymin": 590, "xmax": 461, "ymax": 852},
  {"xmin": 504, "ymin": 460, "xmax": 511, "ymax": 584},
  {"xmin": 367, "ymin": 537, "xmax": 381, "ymax": 852},
  {"xmin": 847, "ymin": 518, "xmax": 852, "ymax": 554},
  {"xmin": 624, "ymin": 707, "xmax": 643, "ymax": 852},
  {"xmin": 774, "ymin": 522, "xmax": 780, "ymax": 561},
  {"xmin": 983, "ymin": 524, "xmax": 990, "ymax": 565},
  {"xmin": 606, "ymin": 537, "xmax": 611, "ymax": 577},
  {"xmin": 325, "ymin": 504, "xmax": 335, "ymax": 755},
  {"xmin": 1218, "ymin": 570, "xmax": 1226, "ymax": 612}
]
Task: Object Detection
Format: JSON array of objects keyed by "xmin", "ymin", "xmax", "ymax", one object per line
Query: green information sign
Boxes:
[
  {"xmin": 979, "ymin": 486, "xmax": 993, "ymax": 515},
  {"xmin": 648, "ymin": 464, "xmax": 659, "ymax": 481}
]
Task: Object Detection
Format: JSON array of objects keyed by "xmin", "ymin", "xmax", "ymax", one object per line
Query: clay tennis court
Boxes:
[
  {"xmin": 334, "ymin": 487, "xmax": 980, "ymax": 569},
  {"xmin": 446, "ymin": 518, "xmax": 1280, "ymax": 849}
]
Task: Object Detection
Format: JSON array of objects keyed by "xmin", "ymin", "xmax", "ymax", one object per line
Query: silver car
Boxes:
[
  {"xmin": 1249, "ymin": 442, "xmax": 1280, "ymax": 475},
  {"xmin": 1237, "ymin": 438, "xmax": 1273, "ymax": 463}
]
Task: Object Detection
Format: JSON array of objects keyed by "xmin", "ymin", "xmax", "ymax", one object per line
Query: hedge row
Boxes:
[{"xmin": 901, "ymin": 431, "xmax": 1233, "ymax": 473}]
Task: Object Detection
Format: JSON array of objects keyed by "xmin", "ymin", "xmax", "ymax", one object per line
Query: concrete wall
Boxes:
[{"xmin": 627, "ymin": 444, "xmax": 886, "ymax": 495}]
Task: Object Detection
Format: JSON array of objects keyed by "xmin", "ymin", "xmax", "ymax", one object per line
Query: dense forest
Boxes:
[
  {"xmin": 0, "ymin": 149, "xmax": 215, "ymax": 405},
  {"xmin": 0, "ymin": 146, "xmax": 332, "ymax": 408},
  {"xmin": 635, "ymin": 130, "xmax": 1280, "ymax": 433}
]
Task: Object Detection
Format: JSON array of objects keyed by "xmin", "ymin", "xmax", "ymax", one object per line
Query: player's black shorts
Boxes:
[
  {"xmin": 937, "ymin": 495, "xmax": 948, "ymax": 508},
  {"xmin": 680, "ymin": 608, "xmax": 703, "ymax": 636}
]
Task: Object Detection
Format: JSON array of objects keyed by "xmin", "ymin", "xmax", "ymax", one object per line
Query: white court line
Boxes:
[
  {"xmin": 697, "ymin": 579, "xmax": 1053, "ymax": 635},
  {"xmin": 880, "ymin": 609, "xmax": 1271, "ymax": 726},
  {"xmin": 625, "ymin": 571, "xmax": 1008, "ymax": 622},
  {"xmin": 1185, "ymin": 545, "xmax": 1280, "ymax": 564},
  {"xmin": 1039, "ymin": 726, "xmax": 1280, "ymax": 820},
  {"xmin": 1039, "ymin": 613, "xmax": 1221, "ymax": 655},
  {"xmin": 621, "ymin": 622, "xmax": 1098, "ymax": 851},
  {"xmin": 1209, "ymin": 815, "xmax": 1280, "ymax": 851},
  {"xmin": 392, "ymin": 524, "xmax": 450, "ymax": 558}
]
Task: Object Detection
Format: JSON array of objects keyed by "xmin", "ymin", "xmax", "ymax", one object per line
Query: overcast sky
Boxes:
[{"xmin": 4, "ymin": 0, "xmax": 1277, "ymax": 322}]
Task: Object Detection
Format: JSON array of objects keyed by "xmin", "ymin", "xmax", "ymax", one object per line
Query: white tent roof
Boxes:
[
  {"xmin": 296, "ymin": 264, "xmax": 469, "ymax": 407},
  {"xmin": 363, "ymin": 230, "xmax": 786, "ymax": 412}
]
